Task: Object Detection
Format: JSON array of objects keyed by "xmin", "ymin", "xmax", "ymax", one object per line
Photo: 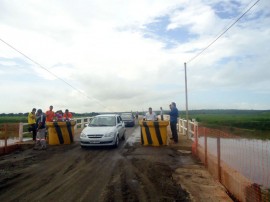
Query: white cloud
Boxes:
[{"xmin": 0, "ymin": 0, "xmax": 269, "ymax": 113}]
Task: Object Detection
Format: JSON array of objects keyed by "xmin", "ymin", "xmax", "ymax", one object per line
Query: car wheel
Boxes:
[{"xmin": 114, "ymin": 135, "xmax": 119, "ymax": 148}]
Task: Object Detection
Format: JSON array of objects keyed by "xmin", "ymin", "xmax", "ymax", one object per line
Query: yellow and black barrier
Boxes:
[
  {"xmin": 139, "ymin": 120, "xmax": 169, "ymax": 146},
  {"xmin": 46, "ymin": 121, "xmax": 76, "ymax": 145}
]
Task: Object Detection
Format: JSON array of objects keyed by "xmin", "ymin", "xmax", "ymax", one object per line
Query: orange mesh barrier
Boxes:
[
  {"xmin": 0, "ymin": 123, "xmax": 21, "ymax": 155},
  {"xmin": 193, "ymin": 126, "xmax": 270, "ymax": 201}
]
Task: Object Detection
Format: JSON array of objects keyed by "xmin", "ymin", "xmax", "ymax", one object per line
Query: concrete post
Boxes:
[
  {"xmin": 19, "ymin": 122, "xmax": 23, "ymax": 142},
  {"xmin": 4, "ymin": 124, "xmax": 7, "ymax": 154},
  {"xmin": 217, "ymin": 134, "xmax": 221, "ymax": 182},
  {"xmin": 204, "ymin": 127, "xmax": 208, "ymax": 168}
]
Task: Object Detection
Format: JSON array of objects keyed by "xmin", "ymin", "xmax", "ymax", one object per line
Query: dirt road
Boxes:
[
  {"xmin": 0, "ymin": 122, "xmax": 233, "ymax": 202},
  {"xmin": 0, "ymin": 125, "xmax": 193, "ymax": 202}
]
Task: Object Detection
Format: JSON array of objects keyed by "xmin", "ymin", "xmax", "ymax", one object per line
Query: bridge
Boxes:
[{"xmin": 0, "ymin": 116, "xmax": 269, "ymax": 201}]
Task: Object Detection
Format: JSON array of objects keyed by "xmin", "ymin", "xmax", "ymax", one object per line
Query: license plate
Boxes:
[{"xmin": 89, "ymin": 141, "xmax": 100, "ymax": 144}]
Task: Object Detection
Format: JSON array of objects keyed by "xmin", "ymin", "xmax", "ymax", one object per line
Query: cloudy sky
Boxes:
[{"xmin": 0, "ymin": 0, "xmax": 269, "ymax": 114}]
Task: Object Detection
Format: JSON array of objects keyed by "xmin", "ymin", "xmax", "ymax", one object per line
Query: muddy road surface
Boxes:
[{"xmin": 0, "ymin": 124, "xmax": 192, "ymax": 202}]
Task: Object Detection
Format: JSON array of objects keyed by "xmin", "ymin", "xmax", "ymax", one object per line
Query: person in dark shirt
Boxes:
[
  {"xmin": 34, "ymin": 109, "xmax": 47, "ymax": 150},
  {"xmin": 160, "ymin": 107, "xmax": 164, "ymax": 120},
  {"xmin": 169, "ymin": 102, "xmax": 179, "ymax": 143}
]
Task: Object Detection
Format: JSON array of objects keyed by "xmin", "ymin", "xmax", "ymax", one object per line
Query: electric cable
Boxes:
[
  {"xmin": 186, "ymin": 0, "xmax": 261, "ymax": 64},
  {"xmin": 0, "ymin": 37, "xmax": 112, "ymax": 112}
]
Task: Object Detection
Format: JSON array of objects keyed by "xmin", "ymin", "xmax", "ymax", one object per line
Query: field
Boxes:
[
  {"xmin": 187, "ymin": 110, "xmax": 270, "ymax": 139},
  {"xmin": 0, "ymin": 116, "xmax": 28, "ymax": 124}
]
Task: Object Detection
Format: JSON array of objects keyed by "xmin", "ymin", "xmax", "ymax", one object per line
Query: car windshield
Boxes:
[
  {"xmin": 121, "ymin": 114, "xmax": 132, "ymax": 119},
  {"xmin": 89, "ymin": 116, "xmax": 116, "ymax": 126}
]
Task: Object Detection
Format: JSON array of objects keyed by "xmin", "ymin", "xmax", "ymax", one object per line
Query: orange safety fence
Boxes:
[
  {"xmin": 0, "ymin": 118, "xmax": 92, "ymax": 155},
  {"xmin": 192, "ymin": 126, "xmax": 270, "ymax": 202},
  {"xmin": 0, "ymin": 123, "xmax": 21, "ymax": 155}
]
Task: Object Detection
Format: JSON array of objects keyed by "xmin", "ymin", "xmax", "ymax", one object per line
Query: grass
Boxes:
[
  {"xmin": 187, "ymin": 110, "xmax": 270, "ymax": 140},
  {"xmin": 0, "ymin": 116, "xmax": 28, "ymax": 124}
]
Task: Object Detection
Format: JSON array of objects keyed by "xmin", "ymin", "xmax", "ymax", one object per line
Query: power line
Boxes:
[
  {"xmin": 0, "ymin": 37, "xmax": 112, "ymax": 111},
  {"xmin": 186, "ymin": 0, "xmax": 261, "ymax": 64}
]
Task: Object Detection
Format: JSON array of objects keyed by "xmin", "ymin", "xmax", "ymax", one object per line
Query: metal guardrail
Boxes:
[
  {"xmin": 0, "ymin": 117, "xmax": 92, "ymax": 154},
  {"xmin": 16, "ymin": 117, "xmax": 93, "ymax": 142},
  {"xmin": 160, "ymin": 115, "xmax": 198, "ymax": 139},
  {"xmin": 178, "ymin": 118, "xmax": 198, "ymax": 139}
]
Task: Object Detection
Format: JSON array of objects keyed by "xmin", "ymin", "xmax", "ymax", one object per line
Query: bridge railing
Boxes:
[
  {"xmin": 73, "ymin": 117, "xmax": 93, "ymax": 131},
  {"xmin": 178, "ymin": 118, "xmax": 198, "ymax": 139},
  {"xmin": 160, "ymin": 115, "xmax": 198, "ymax": 139},
  {"xmin": 16, "ymin": 116, "xmax": 196, "ymax": 141},
  {"xmin": 0, "ymin": 117, "xmax": 94, "ymax": 154},
  {"xmin": 0, "ymin": 117, "xmax": 93, "ymax": 144}
]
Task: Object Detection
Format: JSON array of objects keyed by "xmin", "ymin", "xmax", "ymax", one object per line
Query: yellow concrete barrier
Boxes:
[
  {"xmin": 46, "ymin": 121, "xmax": 76, "ymax": 145},
  {"xmin": 139, "ymin": 120, "xmax": 169, "ymax": 146}
]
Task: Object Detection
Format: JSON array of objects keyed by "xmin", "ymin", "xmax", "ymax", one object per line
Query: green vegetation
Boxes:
[
  {"xmin": 184, "ymin": 110, "xmax": 270, "ymax": 140},
  {"xmin": 0, "ymin": 115, "xmax": 28, "ymax": 124},
  {"xmin": 0, "ymin": 112, "xmax": 98, "ymax": 124}
]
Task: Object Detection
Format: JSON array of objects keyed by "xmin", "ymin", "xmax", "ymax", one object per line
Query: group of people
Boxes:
[
  {"xmin": 46, "ymin": 106, "xmax": 73, "ymax": 122},
  {"xmin": 27, "ymin": 105, "xmax": 73, "ymax": 150},
  {"xmin": 143, "ymin": 102, "xmax": 179, "ymax": 143}
]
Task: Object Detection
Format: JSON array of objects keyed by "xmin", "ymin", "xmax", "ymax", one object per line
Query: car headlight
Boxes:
[
  {"xmin": 104, "ymin": 132, "xmax": 114, "ymax": 137},
  {"xmin": 80, "ymin": 132, "xmax": 87, "ymax": 138}
]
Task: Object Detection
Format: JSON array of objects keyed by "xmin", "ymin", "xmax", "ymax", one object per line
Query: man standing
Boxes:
[
  {"xmin": 28, "ymin": 108, "xmax": 37, "ymax": 141},
  {"xmin": 169, "ymin": 102, "xmax": 179, "ymax": 143},
  {"xmin": 144, "ymin": 107, "xmax": 157, "ymax": 121},
  {"xmin": 34, "ymin": 109, "xmax": 47, "ymax": 150},
  {"xmin": 135, "ymin": 111, "xmax": 139, "ymax": 119},
  {"xmin": 46, "ymin": 105, "xmax": 55, "ymax": 122}
]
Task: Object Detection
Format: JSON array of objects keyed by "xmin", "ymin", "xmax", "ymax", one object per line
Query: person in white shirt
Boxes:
[{"xmin": 144, "ymin": 107, "xmax": 157, "ymax": 121}]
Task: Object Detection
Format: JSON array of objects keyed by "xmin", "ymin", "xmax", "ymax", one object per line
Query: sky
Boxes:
[{"xmin": 0, "ymin": 0, "xmax": 270, "ymax": 114}]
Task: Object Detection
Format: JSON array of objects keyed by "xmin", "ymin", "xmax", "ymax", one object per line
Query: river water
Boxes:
[{"xmin": 198, "ymin": 137, "xmax": 270, "ymax": 188}]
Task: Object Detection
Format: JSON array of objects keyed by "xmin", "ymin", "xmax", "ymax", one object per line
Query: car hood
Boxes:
[{"xmin": 82, "ymin": 126, "xmax": 115, "ymax": 134}]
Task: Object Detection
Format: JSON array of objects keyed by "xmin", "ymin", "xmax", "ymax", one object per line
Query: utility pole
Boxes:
[{"xmin": 184, "ymin": 62, "xmax": 190, "ymax": 139}]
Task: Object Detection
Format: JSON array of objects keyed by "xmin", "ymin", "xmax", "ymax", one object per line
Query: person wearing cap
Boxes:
[
  {"xmin": 63, "ymin": 109, "xmax": 73, "ymax": 121},
  {"xmin": 28, "ymin": 108, "xmax": 37, "ymax": 141},
  {"xmin": 169, "ymin": 102, "xmax": 179, "ymax": 143},
  {"xmin": 34, "ymin": 109, "xmax": 47, "ymax": 150}
]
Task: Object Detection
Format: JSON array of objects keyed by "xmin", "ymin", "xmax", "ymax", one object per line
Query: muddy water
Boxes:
[{"xmin": 198, "ymin": 137, "xmax": 270, "ymax": 188}]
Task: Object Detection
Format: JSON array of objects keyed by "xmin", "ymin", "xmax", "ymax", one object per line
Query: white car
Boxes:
[{"xmin": 80, "ymin": 114, "xmax": 126, "ymax": 148}]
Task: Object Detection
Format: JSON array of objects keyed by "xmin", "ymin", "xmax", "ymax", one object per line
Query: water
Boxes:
[
  {"xmin": 126, "ymin": 127, "xmax": 141, "ymax": 146},
  {"xmin": 198, "ymin": 137, "xmax": 270, "ymax": 188}
]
